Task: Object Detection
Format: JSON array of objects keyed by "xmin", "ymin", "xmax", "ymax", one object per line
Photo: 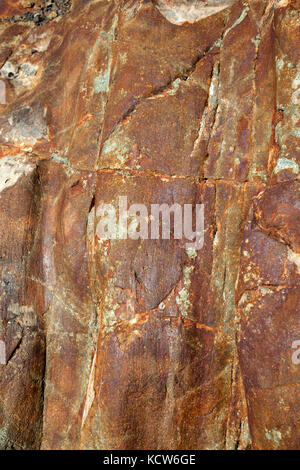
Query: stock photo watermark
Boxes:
[{"xmin": 96, "ymin": 196, "xmax": 205, "ymax": 251}]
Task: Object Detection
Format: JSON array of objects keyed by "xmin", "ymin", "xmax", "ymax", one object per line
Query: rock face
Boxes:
[{"xmin": 0, "ymin": 0, "xmax": 299, "ymax": 450}]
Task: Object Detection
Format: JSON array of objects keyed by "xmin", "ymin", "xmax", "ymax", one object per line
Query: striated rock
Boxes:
[{"xmin": 0, "ymin": 0, "xmax": 299, "ymax": 450}]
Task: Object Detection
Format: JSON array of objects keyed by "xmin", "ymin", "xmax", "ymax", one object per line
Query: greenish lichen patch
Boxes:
[
  {"xmin": 185, "ymin": 248, "xmax": 197, "ymax": 259},
  {"xmin": 176, "ymin": 265, "xmax": 194, "ymax": 318},
  {"xmin": 265, "ymin": 428, "xmax": 282, "ymax": 446},
  {"xmin": 274, "ymin": 157, "xmax": 299, "ymax": 175},
  {"xmin": 51, "ymin": 153, "xmax": 74, "ymax": 176},
  {"xmin": 94, "ymin": 70, "xmax": 110, "ymax": 94},
  {"xmin": 100, "ymin": 132, "xmax": 132, "ymax": 167}
]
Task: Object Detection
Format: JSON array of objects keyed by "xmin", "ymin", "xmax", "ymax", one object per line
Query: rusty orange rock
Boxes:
[{"xmin": 0, "ymin": 0, "xmax": 299, "ymax": 450}]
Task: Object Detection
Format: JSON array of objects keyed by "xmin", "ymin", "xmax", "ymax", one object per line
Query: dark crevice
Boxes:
[
  {"xmin": 100, "ymin": 41, "xmax": 219, "ymax": 154},
  {"xmin": 89, "ymin": 195, "xmax": 96, "ymax": 214},
  {"xmin": 5, "ymin": 334, "xmax": 23, "ymax": 364}
]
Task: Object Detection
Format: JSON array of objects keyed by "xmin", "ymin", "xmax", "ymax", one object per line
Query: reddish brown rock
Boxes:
[
  {"xmin": 0, "ymin": 0, "xmax": 299, "ymax": 450},
  {"xmin": 237, "ymin": 182, "xmax": 300, "ymax": 449}
]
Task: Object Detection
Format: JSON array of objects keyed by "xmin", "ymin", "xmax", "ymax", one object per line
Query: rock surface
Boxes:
[{"xmin": 0, "ymin": 0, "xmax": 299, "ymax": 450}]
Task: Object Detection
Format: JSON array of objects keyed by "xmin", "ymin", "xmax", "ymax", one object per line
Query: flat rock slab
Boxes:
[{"xmin": 0, "ymin": 0, "xmax": 299, "ymax": 450}]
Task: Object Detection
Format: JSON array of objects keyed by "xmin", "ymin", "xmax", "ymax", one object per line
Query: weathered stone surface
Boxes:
[{"xmin": 0, "ymin": 0, "xmax": 299, "ymax": 450}]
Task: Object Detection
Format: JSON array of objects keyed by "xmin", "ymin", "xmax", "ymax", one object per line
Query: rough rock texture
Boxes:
[{"xmin": 0, "ymin": 0, "xmax": 299, "ymax": 450}]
